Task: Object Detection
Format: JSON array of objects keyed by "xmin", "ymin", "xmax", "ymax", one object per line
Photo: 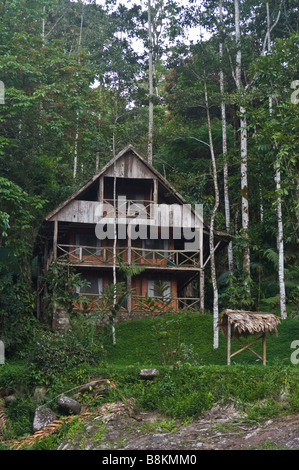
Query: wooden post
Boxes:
[
  {"xmin": 127, "ymin": 224, "xmax": 132, "ymax": 314},
  {"xmin": 263, "ymin": 333, "xmax": 266, "ymax": 365},
  {"xmin": 98, "ymin": 175, "xmax": 104, "ymax": 202},
  {"xmin": 152, "ymin": 177, "xmax": 158, "ymax": 226},
  {"xmin": 227, "ymin": 321, "xmax": 231, "ymax": 365},
  {"xmin": 199, "ymin": 269, "xmax": 205, "ymax": 311},
  {"xmin": 53, "ymin": 218, "xmax": 58, "ymax": 261},
  {"xmin": 153, "ymin": 178, "xmax": 158, "ymax": 205}
]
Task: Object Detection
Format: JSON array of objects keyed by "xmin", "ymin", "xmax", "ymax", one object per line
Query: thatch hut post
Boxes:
[
  {"xmin": 227, "ymin": 321, "xmax": 231, "ymax": 365},
  {"xmin": 218, "ymin": 309, "xmax": 280, "ymax": 365}
]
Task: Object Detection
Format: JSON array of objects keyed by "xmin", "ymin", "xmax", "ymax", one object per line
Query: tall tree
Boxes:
[
  {"xmin": 203, "ymin": 71, "xmax": 220, "ymax": 349},
  {"xmin": 147, "ymin": 0, "xmax": 154, "ymax": 164},
  {"xmin": 266, "ymin": 1, "xmax": 287, "ymax": 319},
  {"xmin": 234, "ymin": 0, "xmax": 250, "ymax": 278},
  {"xmin": 73, "ymin": 0, "xmax": 85, "ymax": 179},
  {"xmin": 219, "ymin": 0, "xmax": 233, "ymax": 276}
]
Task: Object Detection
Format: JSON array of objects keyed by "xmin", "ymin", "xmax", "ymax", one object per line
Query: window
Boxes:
[
  {"xmin": 148, "ymin": 280, "xmax": 171, "ymax": 299},
  {"xmin": 76, "ymin": 275, "xmax": 103, "ymax": 296}
]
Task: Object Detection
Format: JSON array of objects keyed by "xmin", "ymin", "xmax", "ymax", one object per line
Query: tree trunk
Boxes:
[
  {"xmin": 148, "ymin": 0, "xmax": 154, "ymax": 165},
  {"xmin": 204, "ymin": 72, "xmax": 220, "ymax": 349},
  {"xmin": 73, "ymin": 1, "xmax": 84, "ymax": 179},
  {"xmin": 112, "ymin": 137, "xmax": 117, "ymax": 344},
  {"xmin": 219, "ymin": 0, "xmax": 233, "ymax": 276},
  {"xmin": 275, "ymin": 163, "xmax": 287, "ymax": 319},
  {"xmin": 234, "ymin": 0, "xmax": 250, "ymax": 276},
  {"xmin": 266, "ymin": 2, "xmax": 287, "ymax": 319}
]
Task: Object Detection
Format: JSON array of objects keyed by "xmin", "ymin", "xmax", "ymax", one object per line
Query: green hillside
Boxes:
[
  {"xmin": 0, "ymin": 312, "xmax": 298, "ymax": 447},
  {"xmin": 105, "ymin": 313, "xmax": 299, "ymax": 368}
]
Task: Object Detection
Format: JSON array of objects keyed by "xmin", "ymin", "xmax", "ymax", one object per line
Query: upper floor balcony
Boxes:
[
  {"xmin": 102, "ymin": 198, "xmax": 153, "ymax": 219},
  {"xmin": 56, "ymin": 244, "xmax": 201, "ymax": 270}
]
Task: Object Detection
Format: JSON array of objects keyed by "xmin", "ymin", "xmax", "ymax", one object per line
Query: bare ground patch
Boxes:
[{"xmin": 57, "ymin": 402, "xmax": 299, "ymax": 451}]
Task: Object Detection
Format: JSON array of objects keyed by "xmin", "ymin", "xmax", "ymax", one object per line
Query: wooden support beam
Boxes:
[
  {"xmin": 98, "ymin": 175, "xmax": 104, "ymax": 202},
  {"xmin": 263, "ymin": 333, "xmax": 266, "ymax": 365},
  {"xmin": 232, "ymin": 336, "xmax": 263, "ymax": 361},
  {"xmin": 199, "ymin": 269, "xmax": 205, "ymax": 311},
  {"xmin": 227, "ymin": 321, "xmax": 231, "ymax": 365},
  {"xmin": 153, "ymin": 177, "xmax": 158, "ymax": 205},
  {"xmin": 227, "ymin": 334, "xmax": 267, "ymax": 365},
  {"xmin": 127, "ymin": 225, "xmax": 132, "ymax": 314},
  {"xmin": 53, "ymin": 218, "xmax": 58, "ymax": 261}
]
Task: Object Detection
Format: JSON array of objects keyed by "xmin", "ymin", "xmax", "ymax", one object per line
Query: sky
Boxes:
[{"xmin": 94, "ymin": 0, "xmax": 205, "ymax": 46}]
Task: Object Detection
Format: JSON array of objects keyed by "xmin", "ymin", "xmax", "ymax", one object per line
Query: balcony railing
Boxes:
[
  {"xmin": 57, "ymin": 244, "xmax": 200, "ymax": 268},
  {"xmin": 102, "ymin": 199, "xmax": 153, "ymax": 218},
  {"xmin": 57, "ymin": 244, "xmax": 127, "ymax": 264},
  {"xmin": 131, "ymin": 247, "xmax": 200, "ymax": 267},
  {"xmin": 73, "ymin": 293, "xmax": 201, "ymax": 312}
]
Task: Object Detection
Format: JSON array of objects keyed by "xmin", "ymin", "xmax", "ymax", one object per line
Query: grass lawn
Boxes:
[
  {"xmin": 104, "ymin": 312, "xmax": 299, "ymax": 368},
  {"xmin": 0, "ymin": 312, "xmax": 298, "ymax": 444}
]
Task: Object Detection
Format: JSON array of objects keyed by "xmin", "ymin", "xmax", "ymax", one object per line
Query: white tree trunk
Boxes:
[
  {"xmin": 73, "ymin": 1, "xmax": 84, "ymax": 179},
  {"xmin": 219, "ymin": 0, "xmax": 233, "ymax": 276},
  {"xmin": 112, "ymin": 151, "xmax": 117, "ymax": 344},
  {"xmin": 240, "ymin": 109, "xmax": 250, "ymax": 275},
  {"xmin": 275, "ymin": 164, "xmax": 287, "ymax": 318},
  {"xmin": 73, "ymin": 126, "xmax": 79, "ymax": 179},
  {"xmin": 42, "ymin": 5, "xmax": 45, "ymax": 42},
  {"xmin": 148, "ymin": 0, "xmax": 154, "ymax": 165},
  {"xmin": 266, "ymin": 2, "xmax": 287, "ymax": 318},
  {"xmin": 234, "ymin": 0, "xmax": 250, "ymax": 276},
  {"xmin": 204, "ymin": 73, "xmax": 220, "ymax": 349}
]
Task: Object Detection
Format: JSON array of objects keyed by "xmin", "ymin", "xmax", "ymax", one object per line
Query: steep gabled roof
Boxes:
[
  {"xmin": 45, "ymin": 145, "xmax": 193, "ymax": 222},
  {"xmin": 44, "ymin": 145, "xmax": 231, "ymax": 242}
]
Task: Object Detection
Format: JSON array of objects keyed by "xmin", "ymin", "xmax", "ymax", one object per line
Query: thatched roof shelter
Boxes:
[
  {"xmin": 218, "ymin": 309, "xmax": 281, "ymax": 365},
  {"xmin": 218, "ymin": 309, "xmax": 280, "ymax": 338}
]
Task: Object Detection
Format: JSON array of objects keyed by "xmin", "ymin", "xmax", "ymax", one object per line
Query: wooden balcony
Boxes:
[
  {"xmin": 131, "ymin": 247, "xmax": 200, "ymax": 268},
  {"xmin": 57, "ymin": 245, "xmax": 201, "ymax": 269},
  {"xmin": 73, "ymin": 293, "xmax": 202, "ymax": 312},
  {"xmin": 102, "ymin": 199, "xmax": 153, "ymax": 219}
]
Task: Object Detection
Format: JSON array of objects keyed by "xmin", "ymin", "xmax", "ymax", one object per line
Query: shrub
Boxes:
[
  {"xmin": 5, "ymin": 396, "xmax": 36, "ymax": 437},
  {"xmin": 27, "ymin": 329, "xmax": 98, "ymax": 383}
]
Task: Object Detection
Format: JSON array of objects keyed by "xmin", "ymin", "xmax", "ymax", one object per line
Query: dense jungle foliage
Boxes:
[{"xmin": 0, "ymin": 3, "xmax": 298, "ymax": 447}]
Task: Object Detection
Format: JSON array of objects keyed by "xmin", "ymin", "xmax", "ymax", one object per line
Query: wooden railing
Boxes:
[
  {"xmin": 57, "ymin": 245, "xmax": 128, "ymax": 264},
  {"xmin": 131, "ymin": 247, "xmax": 200, "ymax": 267},
  {"xmin": 57, "ymin": 245, "xmax": 200, "ymax": 268},
  {"xmin": 132, "ymin": 295, "xmax": 202, "ymax": 311},
  {"xmin": 102, "ymin": 199, "xmax": 153, "ymax": 218},
  {"xmin": 74, "ymin": 293, "xmax": 201, "ymax": 312}
]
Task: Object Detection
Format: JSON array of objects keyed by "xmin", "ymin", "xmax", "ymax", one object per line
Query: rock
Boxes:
[
  {"xmin": 4, "ymin": 395, "xmax": 16, "ymax": 406},
  {"xmin": 76, "ymin": 380, "xmax": 103, "ymax": 394},
  {"xmin": 286, "ymin": 438, "xmax": 299, "ymax": 449},
  {"xmin": 57, "ymin": 395, "xmax": 81, "ymax": 415},
  {"xmin": 140, "ymin": 368, "xmax": 160, "ymax": 379},
  {"xmin": 33, "ymin": 406, "xmax": 57, "ymax": 433},
  {"xmin": 33, "ymin": 386, "xmax": 47, "ymax": 404}
]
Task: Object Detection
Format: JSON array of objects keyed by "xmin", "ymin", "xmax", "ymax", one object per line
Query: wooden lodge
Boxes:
[{"xmin": 36, "ymin": 145, "xmax": 229, "ymax": 320}]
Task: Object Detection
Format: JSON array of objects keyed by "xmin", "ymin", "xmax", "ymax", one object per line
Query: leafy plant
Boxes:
[
  {"xmin": 219, "ymin": 272, "xmax": 255, "ymax": 310},
  {"xmin": 28, "ymin": 329, "xmax": 96, "ymax": 383},
  {"xmin": 136, "ymin": 284, "xmax": 181, "ymax": 365},
  {"xmin": 117, "ymin": 258, "xmax": 146, "ymax": 278},
  {"xmin": 43, "ymin": 261, "xmax": 90, "ymax": 319},
  {"xmin": 84, "ymin": 282, "xmax": 133, "ymax": 345}
]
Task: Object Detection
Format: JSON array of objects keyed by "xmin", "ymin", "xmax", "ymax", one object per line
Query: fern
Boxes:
[
  {"xmin": 263, "ymin": 248, "xmax": 279, "ymax": 269},
  {"xmin": 118, "ymin": 260, "xmax": 146, "ymax": 278}
]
